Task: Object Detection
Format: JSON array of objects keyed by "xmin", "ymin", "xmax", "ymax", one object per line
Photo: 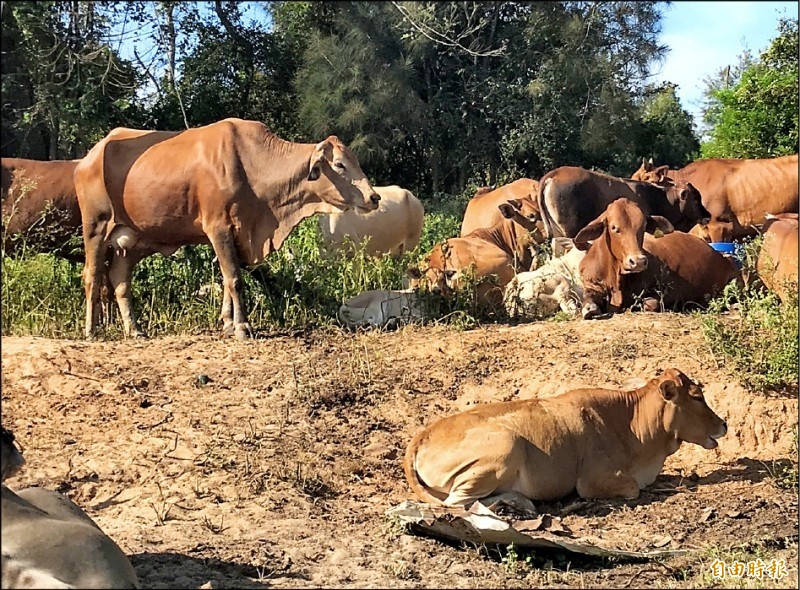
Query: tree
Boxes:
[
  {"xmin": 701, "ymin": 18, "xmax": 798, "ymax": 158},
  {"xmin": 1, "ymin": 2, "xmax": 140, "ymax": 159},
  {"xmin": 636, "ymin": 82, "xmax": 699, "ymax": 168},
  {"xmin": 285, "ymin": 1, "xmax": 670, "ymax": 194}
]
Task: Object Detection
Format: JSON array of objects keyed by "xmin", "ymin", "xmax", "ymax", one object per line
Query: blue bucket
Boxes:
[{"xmin": 709, "ymin": 242, "xmax": 744, "ymax": 268}]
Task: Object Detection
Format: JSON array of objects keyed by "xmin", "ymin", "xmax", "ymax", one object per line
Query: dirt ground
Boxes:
[{"xmin": 2, "ymin": 312, "xmax": 797, "ymax": 588}]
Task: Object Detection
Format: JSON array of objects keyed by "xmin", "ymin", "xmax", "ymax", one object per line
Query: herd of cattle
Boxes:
[
  {"xmin": 0, "ymin": 118, "xmax": 797, "ymax": 587},
  {"xmin": 2, "ymin": 118, "xmax": 797, "ymax": 334}
]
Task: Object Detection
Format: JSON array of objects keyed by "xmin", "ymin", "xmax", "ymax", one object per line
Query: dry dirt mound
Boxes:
[{"xmin": 1, "ymin": 313, "xmax": 797, "ymax": 588}]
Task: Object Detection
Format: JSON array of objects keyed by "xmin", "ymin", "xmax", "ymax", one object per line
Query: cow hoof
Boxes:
[
  {"xmin": 234, "ymin": 323, "xmax": 254, "ymax": 340},
  {"xmin": 222, "ymin": 322, "xmax": 236, "ymax": 337},
  {"xmin": 130, "ymin": 331, "xmax": 148, "ymax": 340},
  {"xmin": 581, "ymin": 303, "xmax": 601, "ymax": 320},
  {"xmin": 642, "ymin": 297, "xmax": 661, "ymax": 313}
]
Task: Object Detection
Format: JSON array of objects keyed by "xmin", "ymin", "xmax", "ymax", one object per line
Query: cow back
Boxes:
[
  {"xmin": 460, "ymin": 178, "xmax": 539, "ymax": 236},
  {"xmin": 628, "ymin": 232, "xmax": 739, "ymax": 308}
]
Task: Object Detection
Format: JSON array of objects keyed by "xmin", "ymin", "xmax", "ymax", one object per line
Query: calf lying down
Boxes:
[
  {"xmin": 338, "ymin": 289, "xmax": 425, "ymax": 329},
  {"xmin": 504, "ymin": 238, "xmax": 586, "ymax": 318},
  {"xmin": 1, "ymin": 428, "xmax": 138, "ymax": 589},
  {"xmin": 404, "ymin": 368, "xmax": 727, "ymax": 507}
]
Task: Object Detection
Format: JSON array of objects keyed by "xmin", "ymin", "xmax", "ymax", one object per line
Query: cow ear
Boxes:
[
  {"xmin": 552, "ymin": 237, "xmax": 575, "ymax": 257},
  {"xmin": 654, "ymin": 165, "xmax": 669, "ymax": 181},
  {"xmin": 646, "ymin": 215, "xmax": 674, "ymax": 236},
  {"xmin": 407, "ymin": 266, "xmax": 422, "ymax": 280},
  {"xmin": 659, "ymin": 370, "xmax": 683, "ymax": 402},
  {"xmin": 573, "ymin": 218, "xmax": 606, "ymax": 250},
  {"xmin": 498, "ymin": 203, "xmax": 516, "ymax": 219},
  {"xmin": 308, "ymin": 140, "xmax": 333, "ymax": 181}
]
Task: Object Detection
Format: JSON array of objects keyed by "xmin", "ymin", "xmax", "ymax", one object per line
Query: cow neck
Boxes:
[
  {"xmin": 630, "ymin": 385, "xmax": 679, "ymax": 453},
  {"xmin": 585, "ymin": 230, "xmax": 622, "ymax": 298},
  {"xmin": 590, "ymin": 386, "xmax": 676, "ymax": 456},
  {"xmin": 248, "ymin": 133, "xmax": 334, "ymax": 253},
  {"xmin": 478, "ymin": 219, "xmax": 532, "ymax": 267}
]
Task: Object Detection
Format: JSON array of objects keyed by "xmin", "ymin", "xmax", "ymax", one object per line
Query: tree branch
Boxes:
[{"xmin": 390, "ymin": 1, "xmax": 505, "ymax": 58}]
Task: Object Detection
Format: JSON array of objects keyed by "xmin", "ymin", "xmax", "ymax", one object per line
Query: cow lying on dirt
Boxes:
[
  {"xmin": 407, "ymin": 198, "xmax": 544, "ymax": 311},
  {"xmin": 1, "ymin": 427, "xmax": 138, "ymax": 589},
  {"xmin": 576, "ymin": 198, "xmax": 740, "ymax": 320},
  {"xmin": 404, "ymin": 368, "xmax": 727, "ymax": 507},
  {"xmin": 338, "ymin": 289, "xmax": 425, "ymax": 329},
  {"xmin": 504, "ymin": 237, "xmax": 586, "ymax": 318}
]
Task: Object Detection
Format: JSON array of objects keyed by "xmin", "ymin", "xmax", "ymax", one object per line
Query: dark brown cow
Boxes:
[
  {"xmin": 1, "ymin": 158, "xmax": 82, "ymax": 259},
  {"xmin": 632, "ymin": 155, "xmax": 799, "ymax": 242},
  {"xmin": 756, "ymin": 213, "xmax": 798, "ymax": 303},
  {"xmin": 408, "ymin": 198, "xmax": 542, "ymax": 310},
  {"xmin": 576, "ymin": 198, "xmax": 739, "ymax": 319},
  {"xmin": 538, "ymin": 166, "xmax": 709, "ymax": 239},
  {"xmin": 460, "ymin": 178, "xmax": 541, "ymax": 236},
  {"xmin": 75, "ymin": 118, "xmax": 380, "ymax": 340}
]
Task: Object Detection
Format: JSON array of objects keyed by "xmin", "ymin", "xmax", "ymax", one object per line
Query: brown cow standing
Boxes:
[
  {"xmin": 576, "ymin": 198, "xmax": 739, "ymax": 319},
  {"xmin": 756, "ymin": 212, "xmax": 798, "ymax": 303},
  {"xmin": 538, "ymin": 166, "xmax": 709, "ymax": 239},
  {"xmin": 75, "ymin": 118, "xmax": 380, "ymax": 340},
  {"xmin": 1, "ymin": 158, "xmax": 82, "ymax": 260},
  {"xmin": 408, "ymin": 198, "xmax": 542, "ymax": 310},
  {"xmin": 632, "ymin": 155, "xmax": 799, "ymax": 242},
  {"xmin": 460, "ymin": 178, "xmax": 541, "ymax": 236}
]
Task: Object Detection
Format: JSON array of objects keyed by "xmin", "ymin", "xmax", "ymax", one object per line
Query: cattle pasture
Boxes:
[
  {"xmin": 1, "ymin": 314, "xmax": 796, "ymax": 588},
  {"xmin": 1, "ymin": 195, "xmax": 797, "ymax": 588}
]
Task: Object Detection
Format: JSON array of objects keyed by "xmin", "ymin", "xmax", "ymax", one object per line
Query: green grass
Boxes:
[{"xmin": 700, "ymin": 238, "xmax": 798, "ymax": 393}]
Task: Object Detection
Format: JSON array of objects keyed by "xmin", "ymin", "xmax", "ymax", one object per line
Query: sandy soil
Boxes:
[{"xmin": 1, "ymin": 312, "xmax": 797, "ymax": 588}]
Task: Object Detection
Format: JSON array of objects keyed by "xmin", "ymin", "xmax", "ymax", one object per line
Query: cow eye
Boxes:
[
  {"xmin": 610, "ymin": 225, "xmax": 619, "ymax": 233},
  {"xmin": 333, "ymin": 161, "xmax": 346, "ymax": 171},
  {"xmin": 445, "ymin": 270, "xmax": 456, "ymax": 279}
]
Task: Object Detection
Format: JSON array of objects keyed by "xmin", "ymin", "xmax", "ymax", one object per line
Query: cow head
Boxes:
[
  {"xmin": 577, "ymin": 199, "xmax": 675, "ymax": 319},
  {"xmin": 498, "ymin": 197, "xmax": 545, "ymax": 244},
  {"xmin": 1, "ymin": 426, "xmax": 25, "ymax": 482},
  {"xmin": 655, "ymin": 369, "xmax": 727, "ymax": 450},
  {"xmin": 573, "ymin": 198, "xmax": 674, "ymax": 273},
  {"xmin": 632, "ymin": 157, "xmax": 672, "ymax": 185},
  {"xmin": 307, "ymin": 136, "xmax": 380, "ymax": 213},
  {"xmin": 407, "ymin": 244, "xmax": 458, "ymax": 295},
  {"xmin": 689, "ymin": 223, "xmax": 712, "ymax": 242},
  {"xmin": 663, "ymin": 181, "xmax": 710, "ymax": 223}
]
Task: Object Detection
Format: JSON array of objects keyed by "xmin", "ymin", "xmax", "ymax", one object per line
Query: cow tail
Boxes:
[
  {"xmin": 537, "ymin": 175, "xmax": 557, "ymax": 241},
  {"xmin": 403, "ymin": 429, "xmax": 446, "ymax": 504}
]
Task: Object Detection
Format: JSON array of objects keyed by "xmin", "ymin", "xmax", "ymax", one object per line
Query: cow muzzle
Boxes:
[
  {"xmin": 703, "ymin": 420, "xmax": 728, "ymax": 449},
  {"xmin": 622, "ymin": 255, "xmax": 648, "ymax": 274}
]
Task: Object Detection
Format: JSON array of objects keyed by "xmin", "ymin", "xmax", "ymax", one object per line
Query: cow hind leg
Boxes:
[
  {"xmin": 208, "ymin": 230, "xmax": 252, "ymax": 339},
  {"xmin": 108, "ymin": 247, "xmax": 149, "ymax": 338},
  {"xmin": 82, "ymin": 217, "xmax": 109, "ymax": 339}
]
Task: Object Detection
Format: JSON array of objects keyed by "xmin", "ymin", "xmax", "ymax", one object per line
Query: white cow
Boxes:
[
  {"xmin": 504, "ymin": 238, "xmax": 586, "ymax": 319},
  {"xmin": 338, "ymin": 289, "xmax": 425, "ymax": 329},
  {"xmin": 319, "ymin": 185, "xmax": 425, "ymax": 257},
  {"xmin": 1, "ymin": 428, "xmax": 139, "ymax": 589}
]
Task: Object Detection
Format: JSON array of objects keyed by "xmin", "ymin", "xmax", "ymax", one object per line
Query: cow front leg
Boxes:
[
  {"xmin": 208, "ymin": 229, "xmax": 253, "ymax": 339},
  {"xmin": 220, "ymin": 283, "xmax": 235, "ymax": 336},
  {"xmin": 108, "ymin": 246, "xmax": 149, "ymax": 338},
  {"xmin": 576, "ymin": 471, "xmax": 640, "ymax": 500}
]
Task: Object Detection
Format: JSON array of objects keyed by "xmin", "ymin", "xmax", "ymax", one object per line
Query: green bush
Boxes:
[{"xmin": 701, "ymin": 239, "xmax": 798, "ymax": 393}]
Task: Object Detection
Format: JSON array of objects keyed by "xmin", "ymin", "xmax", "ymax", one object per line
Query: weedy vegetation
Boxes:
[
  {"xmin": 1, "ymin": 188, "xmax": 521, "ymax": 338},
  {"xmin": 700, "ymin": 237, "xmax": 798, "ymax": 394}
]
